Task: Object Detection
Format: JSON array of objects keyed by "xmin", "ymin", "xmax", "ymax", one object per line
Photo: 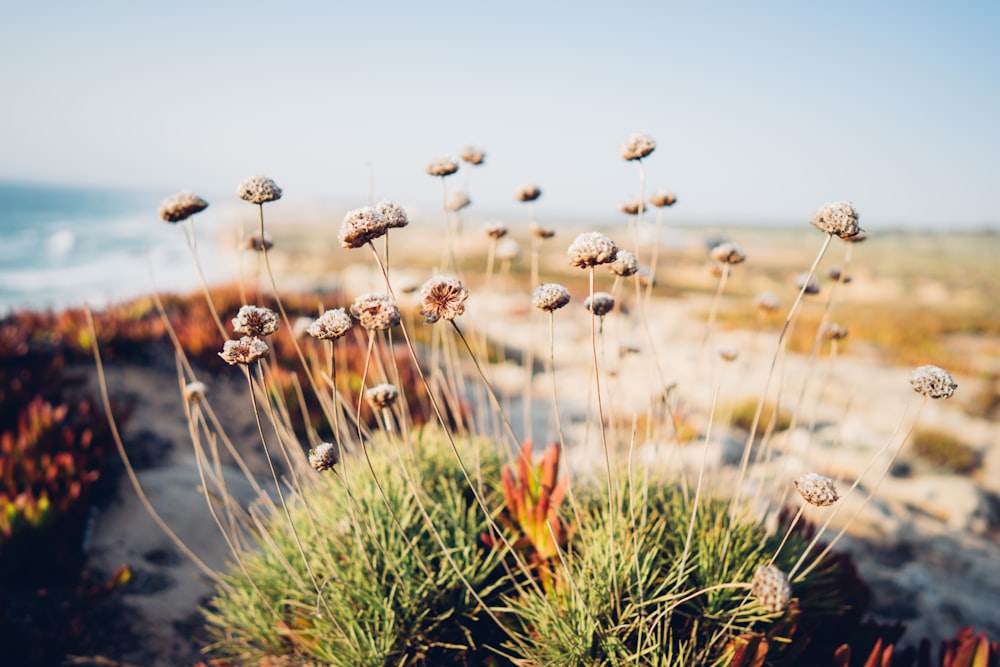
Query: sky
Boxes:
[{"xmin": 2, "ymin": 0, "xmax": 998, "ymax": 229}]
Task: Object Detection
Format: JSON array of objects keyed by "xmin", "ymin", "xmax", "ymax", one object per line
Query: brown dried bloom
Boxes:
[
  {"xmin": 184, "ymin": 381, "xmax": 208, "ymax": 402},
  {"xmin": 308, "ymin": 442, "xmax": 338, "ymax": 472},
  {"xmin": 485, "ymin": 221, "xmax": 508, "ymax": 239},
  {"xmin": 419, "ymin": 276, "xmax": 469, "ymax": 324},
  {"xmin": 567, "ymin": 232, "xmax": 618, "ymax": 268},
  {"xmin": 446, "ymin": 191, "xmax": 471, "ymax": 212},
  {"xmin": 375, "ymin": 201, "xmax": 409, "ymax": 229},
  {"xmin": 351, "ymin": 293, "xmax": 400, "ymax": 331},
  {"xmin": 159, "ymin": 191, "xmax": 208, "ymax": 223},
  {"xmin": 825, "ymin": 267, "xmax": 852, "ymax": 283},
  {"xmin": 844, "ymin": 231, "xmax": 868, "ymax": 244},
  {"xmin": 752, "ymin": 565, "xmax": 792, "ymax": 613},
  {"xmin": 365, "ymin": 383, "xmax": 399, "ymax": 410},
  {"xmin": 461, "ymin": 146, "xmax": 486, "ymax": 165},
  {"xmin": 533, "ymin": 283, "xmax": 571, "ymax": 312},
  {"xmin": 718, "ymin": 346, "xmax": 739, "ymax": 362},
  {"xmin": 609, "ymin": 250, "xmax": 638, "ymax": 277},
  {"xmin": 237, "ymin": 175, "xmax": 283, "ymax": 205},
  {"xmin": 514, "ymin": 184, "xmax": 542, "ymax": 202},
  {"xmin": 232, "ymin": 305, "xmax": 279, "ymax": 337},
  {"xmin": 307, "ymin": 308, "xmax": 353, "ymax": 341},
  {"xmin": 795, "ymin": 273, "xmax": 820, "ymax": 295},
  {"xmin": 910, "ymin": 365, "xmax": 957, "ymax": 399},
  {"xmin": 531, "ymin": 223, "xmax": 556, "ymax": 240},
  {"xmin": 244, "ymin": 231, "xmax": 274, "ymax": 252},
  {"xmin": 426, "ymin": 156, "xmax": 459, "ymax": 177},
  {"xmin": 820, "ymin": 322, "xmax": 849, "ymax": 341},
  {"xmin": 219, "ymin": 336, "xmax": 269, "ymax": 365},
  {"xmin": 794, "ymin": 472, "xmax": 840, "ymax": 507},
  {"xmin": 339, "ymin": 206, "xmax": 389, "ymax": 249},
  {"xmin": 496, "ymin": 238, "xmax": 522, "ymax": 262},
  {"xmin": 621, "ymin": 132, "xmax": 656, "ymax": 161},
  {"xmin": 754, "ymin": 291, "xmax": 780, "ymax": 314},
  {"xmin": 811, "ymin": 201, "xmax": 862, "ymax": 239},
  {"xmin": 585, "ymin": 292, "xmax": 615, "ymax": 317},
  {"xmin": 618, "ymin": 199, "xmax": 643, "ymax": 216},
  {"xmin": 649, "ymin": 189, "xmax": 677, "ymax": 208},
  {"xmin": 710, "ymin": 242, "xmax": 746, "ymax": 265}
]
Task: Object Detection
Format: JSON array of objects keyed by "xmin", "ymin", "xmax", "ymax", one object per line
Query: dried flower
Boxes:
[
  {"xmin": 419, "ymin": 276, "xmax": 469, "ymax": 324},
  {"xmin": 445, "ymin": 191, "xmax": 471, "ymax": 212},
  {"xmin": 585, "ymin": 292, "xmax": 615, "ymax": 317},
  {"xmin": 309, "ymin": 442, "xmax": 338, "ymax": 472},
  {"xmin": 244, "ymin": 231, "xmax": 274, "ymax": 252},
  {"xmin": 485, "ymin": 221, "xmax": 508, "ymax": 239},
  {"xmin": 365, "ymin": 383, "xmax": 399, "ymax": 409},
  {"xmin": 533, "ymin": 283, "xmax": 571, "ymax": 312},
  {"xmin": 621, "ymin": 132, "xmax": 656, "ymax": 161},
  {"xmin": 795, "ymin": 273, "xmax": 820, "ymax": 295},
  {"xmin": 375, "ymin": 201, "xmax": 409, "ymax": 228},
  {"xmin": 461, "ymin": 146, "xmax": 486, "ymax": 165},
  {"xmin": 426, "ymin": 156, "xmax": 459, "ymax": 177},
  {"xmin": 232, "ymin": 305, "xmax": 279, "ymax": 337},
  {"xmin": 159, "ymin": 191, "xmax": 208, "ymax": 223},
  {"xmin": 754, "ymin": 292, "xmax": 780, "ymax": 314},
  {"xmin": 718, "ymin": 346, "xmax": 739, "ymax": 362},
  {"xmin": 237, "ymin": 175, "xmax": 282, "ymax": 205},
  {"xmin": 649, "ymin": 189, "xmax": 677, "ymax": 208},
  {"xmin": 514, "ymin": 184, "xmax": 542, "ymax": 202},
  {"xmin": 910, "ymin": 365, "xmax": 957, "ymax": 399},
  {"xmin": 811, "ymin": 201, "xmax": 862, "ymax": 239},
  {"xmin": 567, "ymin": 232, "xmax": 618, "ymax": 268},
  {"xmin": 752, "ymin": 565, "xmax": 792, "ymax": 613},
  {"xmin": 820, "ymin": 322, "xmax": 849, "ymax": 341},
  {"xmin": 496, "ymin": 238, "xmax": 522, "ymax": 261},
  {"xmin": 609, "ymin": 250, "xmax": 639, "ymax": 277},
  {"xmin": 184, "ymin": 381, "xmax": 208, "ymax": 402},
  {"xmin": 618, "ymin": 199, "xmax": 643, "ymax": 216},
  {"xmin": 844, "ymin": 231, "xmax": 868, "ymax": 244},
  {"xmin": 710, "ymin": 242, "xmax": 746, "ymax": 265},
  {"xmin": 307, "ymin": 308, "xmax": 353, "ymax": 340},
  {"xmin": 531, "ymin": 223, "xmax": 556, "ymax": 240},
  {"xmin": 637, "ymin": 267, "xmax": 656, "ymax": 288},
  {"xmin": 219, "ymin": 336, "xmax": 269, "ymax": 365},
  {"xmin": 351, "ymin": 293, "xmax": 400, "ymax": 331},
  {"xmin": 339, "ymin": 206, "xmax": 389, "ymax": 249},
  {"xmin": 825, "ymin": 267, "xmax": 851, "ymax": 283},
  {"xmin": 794, "ymin": 472, "xmax": 840, "ymax": 507}
]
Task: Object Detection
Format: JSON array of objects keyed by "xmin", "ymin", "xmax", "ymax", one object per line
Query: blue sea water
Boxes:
[{"xmin": 0, "ymin": 181, "xmax": 234, "ymax": 314}]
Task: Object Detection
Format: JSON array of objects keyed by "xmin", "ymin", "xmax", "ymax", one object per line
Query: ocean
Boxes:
[{"xmin": 0, "ymin": 182, "xmax": 237, "ymax": 315}]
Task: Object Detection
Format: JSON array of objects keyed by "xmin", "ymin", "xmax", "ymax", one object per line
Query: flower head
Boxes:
[
  {"xmin": 825, "ymin": 267, "xmax": 851, "ymax": 283},
  {"xmin": 531, "ymin": 223, "xmax": 556, "ymax": 240},
  {"xmin": 718, "ymin": 346, "xmax": 739, "ymax": 362},
  {"xmin": 752, "ymin": 565, "xmax": 792, "ymax": 613},
  {"xmin": 567, "ymin": 232, "xmax": 618, "ymax": 268},
  {"xmin": 232, "ymin": 305, "xmax": 279, "ymax": 337},
  {"xmin": 309, "ymin": 442, "xmax": 338, "ymax": 472},
  {"xmin": 621, "ymin": 133, "xmax": 656, "ymax": 161},
  {"xmin": 307, "ymin": 308, "xmax": 353, "ymax": 340},
  {"xmin": 426, "ymin": 156, "xmax": 459, "ymax": 177},
  {"xmin": 350, "ymin": 293, "xmax": 400, "ymax": 331},
  {"xmin": 159, "ymin": 191, "xmax": 208, "ymax": 223},
  {"xmin": 419, "ymin": 276, "xmax": 469, "ymax": 324},
  {"xmin": 237, "ymin": 175, "xmax": 283, "ymax": 205},
  {"xmin": 585, "ymin": 292, "xmax": 615, "ymax": 317},
  {"xmin": 219, "ymin": 336, "xmax": 270, "ymax": 365},
  {"xmin": 754, "ymin": 291, "xmax": 780, "ymax": 314},
  {"xmin": 375, "ymin": 201, "xmax": 409, "ymax": 229},
  {"xmin": 618, "ymin": 199, "xmax": 643, "ymax": 216},
  {"xmin": 810, "ymin": 201, "xmax": 862, "ymax": 239},
  {"xmin": 365, "ymin": 383, "xmax": 399, "ymax": 410},
  {"xmin": 533, "ymin": 283, "xmax": 571, "ymax": 312},
  {"xmin": 820, "ymin": 322, "xmax": 849, "ymax": 341},
  {"xmin": 461, "ymin": 146, "xmax": 486, "ymax": 165},
  {"xmin": 496, "ymin": 238, "xmax": 522, "ymax": 262},
  {"xmin": 910, "ymin": 365, "xmax": 957, "ymax": 399},
  {"xmin": 445, "ymin": 191, "xmax": 471, "ymax": 212},
  {"xmin": 244, "ymin": 231, "xmax": 274, "ymax": 252},
  {"xmin": 339, "ymin": 206, "xmax": 389, "ymax": 249},
  {"xmin": 795, "ymin": 272, "xmax": 820, "ymax": 295},
  {"xmin": 710, "ymin": 242, "xmax": 746, "ymax": 265},
  {"xmin": 608, "ymin": 250, "xmax": 639, "ymax": 277},
  {"xmin": 649, "ymin": 189, "xmax": 677, "ymax": 208},
  {"xmin": 514, "ymin": 184, "xmax": 542, "ymax": 202},
  {"xmin": 485, "ymin": 221, "xmax": 508, "ymax": 239},
  {"xmin": 794, "ymin": 472, "xmax": 840, "ymax": 507},
  {"xmin": 184, "ymin": 381, "xmax": 208, "ymax": 402}
]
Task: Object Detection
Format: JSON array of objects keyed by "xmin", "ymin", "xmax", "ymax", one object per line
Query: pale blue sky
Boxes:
[{"xmin": 2, "ymin": 1, "xmax": 998, "ymax": 228}]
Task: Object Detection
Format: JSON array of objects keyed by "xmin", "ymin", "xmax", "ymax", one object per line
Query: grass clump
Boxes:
[
  {"xmin": 909, "ymin": 427, "xmax": 981, "ymax": 475},
  {"xmin": 727, "ymin": 399, "xmax": 791, "ymax": 437}
]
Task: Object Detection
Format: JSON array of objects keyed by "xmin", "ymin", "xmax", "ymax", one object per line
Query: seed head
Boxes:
[
  {"xmin": 621, "ymin": 133, "xmax": 656, "ymax": 161},
  {"xmin": 307, "ymin": 308, "xmax": 353, "ymax": 341},
  {"xmin": 308, "ymin": 442, "xmax": 338, "ymax": 472},
  {"xmin": 820, "ymin": 322, "xmax": 849, "ymax": 341},
  {"xmin": 351, "ymin": 293, "xmax": 400, "ymax": 331},
  {"xmin": 159, "ymin": 191, "xmax": 208, "ymax": 223},
  {"xmin": 219, "ymin": 336, "xmax": 269, "ymax": 365},
  {"xmin": 609, "ymin": 250, "xmax": 639, "ymax": 277},
  {"xmin": 484, "ymin": 221, "xmax": 508, "ymax": 239},
  {"xmin": 339, "ymin": 206, "xmax": 389, "ymax": 249},
  {"xmin": 533, "ymin": 283, "xmax": 571, "ymax": 312},
  {"xmin": 365, "ymin": 383, "xmax": 399, "ymax": 409},
  {"xmin": 618, "ymin": 199, "xmax": 643, "ymax": 216},
  {"xmin": 811, "ymin": 201, "xmax": 862, "ymax": 239},
  {"xmin": 445, "ymin": 191, "xmax": 471, "ymax": 212},
  {"xmin": 237, "ymin": 175, "xmax": 283, "ymax": 205},
  {"xmin": 496, "ymin": 238, "xmax": 522, "ymax": 262},
  {"xmin": 419, "ymin": 276, "xmax": 469, "ymax": 324},
  {"xmin": 910, "ymin": 365, "xmax": 957, "ymax": 399},
  {"xmin": 825, "ymin": 267, "xmax": 851, "ymax": 283},
  {"xmin": 375, "ymin": 201, "xmax": 409, "ymax": 228},
  {"xmin": 649, "ymin": 189, "xmax": 677, "ymax": 208},
  {"xmin": 232, "ymin": 305, "xmax": 279, "ymax": 337},
  {"xmin": 184, "ymin": 381, "xmax": 208, "ymax": 402},
  {"xmin": 795, "ymin": 273, "xmax": 820, "ymax": 295},
  {"xmin": 752, "ymin": 565, "xmax": 792, "ymax": 613},
  {"xmin": 568, "ymin": 232, "xmax": 618, "ymax": 268},
  {"xmin": 718, "ymin": 346, "xmax": 739, "ymax": 362},
  {"xmin": 710, "ymin": 242, "xmax": 746, "ymax": 265},
  {"xmin": 754, "ymin": 291, "xmax": 780, "ymax": 314},
  {"xmin": 461, "ymin": 146, "xmax": 486, "ymax": 165},
  {"xmin": 244, "ymin": 231, "xmax": 274, "ymax": 252},
  {"xmin": 531, "ymin": 223, "xmax": 556, "ymax": 240},
  {"xmin": 794, "ymin": 472, "xmax": 840, "ymax": 507},
  {"xmin": 426, "ymin": 156, "xmax": 459, "ymax": 177},
  {"xmin": 585, "ymin": 292, "xmax": 615, "ymax": 317},
  {"xmin": 514, "ymin": 184, "xmax": 542, "ymax": 202}
]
